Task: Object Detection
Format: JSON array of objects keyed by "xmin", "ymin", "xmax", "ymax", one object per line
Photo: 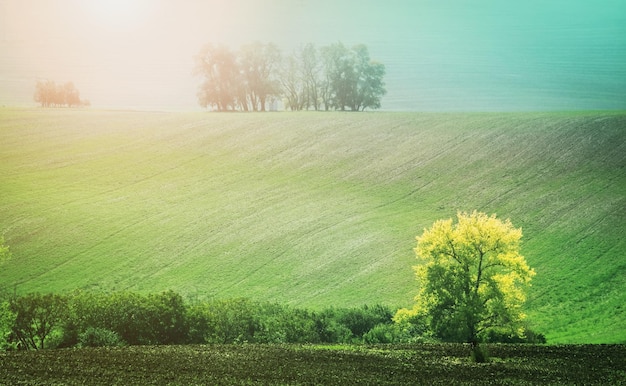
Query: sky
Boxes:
[{"xmin": 1, "ymin": 0, "xmax": 625, "ymax": 111}]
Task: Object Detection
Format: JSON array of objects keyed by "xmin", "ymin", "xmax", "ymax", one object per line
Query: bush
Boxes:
[
  {"xmin": 255, "ymin": 303, "xmax": 321, "ymax": 343},
  {"xmin": 187, "ymin": 300, "xmax": 398, "ymax": 344},
  {"xmin": 315, "ymin": 318, "xmax": 354, "ymax": 343},
  {"xmin": 392, "ymin": 306, "xmax": 434, "ymax": 343},
  {"xmin": 321, "ymin": 305, "xmax": 393, "ymax": 342},
  {"xmin": 62, "ymin": 290, "xmax": 189, "ymax": 346},
  {"xmin": 363, "ymin": 323, "xmax": 403, "ymax": 344},
  {"xmin": 187, "ymin": 298, "xmax": 260, "ymax": 344},
  {"xmin": 9, "ymin": 293, "xmax": 67, "ymax": 349},
  {"xmin": 145, "ymin": 290, "xmax": 189, "ymax": 345},
  {"xmin": 0, "ymin": 301, "xmax": 16, "ymax": 350},
  {"xmin": 10, "ymin": 290, "xmax": 546, "ymax": 349},
  {"xmin": 79, "ymin": 327, "xmax": 125, "ymax": 347},
  {"xmin": 523, "ymin": 328, "xmax": 547, "ymax": 344},
  {"xmin": 483, "ymin": 327, "xmax": 547, "ymax": 344}
]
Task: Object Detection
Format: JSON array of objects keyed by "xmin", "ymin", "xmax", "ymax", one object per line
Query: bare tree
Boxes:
[
  {"xmin": 239, "ymin": 42, "xmax": 282, "ymax": 112},
  {"xmin": 300, "ymin": 43, "xmax": 322, "ymax": 110},
  {"xmin": 280, "ymin": 53, "xmax": 306, "ymax": 111}
]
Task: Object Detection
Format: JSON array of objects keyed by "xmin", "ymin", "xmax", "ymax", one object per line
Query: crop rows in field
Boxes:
[{"xmin": 1, "ymin": 343, "xmax": 625, "ymax": 385}]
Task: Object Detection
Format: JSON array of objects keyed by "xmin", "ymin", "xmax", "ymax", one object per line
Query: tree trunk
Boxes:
[{"xmin": 260, "ymin": 95, "xmax": 266, "ymax": 112}]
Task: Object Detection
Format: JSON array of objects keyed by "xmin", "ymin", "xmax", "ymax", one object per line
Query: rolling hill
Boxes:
[{"xmin": 0, "ymin": 108, "xmax": 624, "ymax": 343}]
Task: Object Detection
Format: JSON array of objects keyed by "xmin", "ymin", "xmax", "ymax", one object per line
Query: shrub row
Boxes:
[
  {"xmin": 0, "ymin": 291, "xmax": 405, "ymax": 349},
  {"xmin": 0, "ymin": 290, "xmax": 544, "ymax": 350}
]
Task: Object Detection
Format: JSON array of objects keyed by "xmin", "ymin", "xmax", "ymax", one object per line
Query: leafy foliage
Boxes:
[
  {"xmin": 399, "ymin": 211, "xmax": 535, "ymax": 343},
  {"xmin": 239, "ymin": 42, "xmax": 282, "ymax": 112},
  {"xmin": 9, "ymin": 293, "xmax": 67, "ymax": 349},
  {"xmin": 33, "ymin": 80, "xmax": 85, "ymax": 107},
  {"xmin": 78, "ymin": 327, "xmax": 124, "ymax": 347},
  {"xmin": 60, "ymin": 290, "xmax": 188, "ymax": 347},
  {"xmin": 326, "ymin": 305, "xmax": 394, "ymax": 340},
  {"xmin": 195, "ymin": 41, "xmax": 385, "ymax": 111},
  {"xmin": 194, "ymin": 43, "xmax": 248, "ymax": 111},
  {"xmin": 362, "ymin": 323, "xmax": 405, "ymax": 344},
  {"xmin": 5, "ymin": 291, "xmax": 414, "ymax": 348},
  {"xmin": 187, "ymin": 298, "xmax": 260, "ymax": 344},
  {"xmin": 187, "ymin": 299, "xmax": 397, "ymax": 344},
  {"xmin": 321, "ymin": 43, "xmax": 386, "ymax": 111},
  {"xmin": 0, "ymin": 301, "xmax": 16, "ymax": 350}
]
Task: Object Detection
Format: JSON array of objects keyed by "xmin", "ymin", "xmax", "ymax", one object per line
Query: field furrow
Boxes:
[{"xmin": 1, "ymin": 109, "xmax": 624, "ymax": 343}]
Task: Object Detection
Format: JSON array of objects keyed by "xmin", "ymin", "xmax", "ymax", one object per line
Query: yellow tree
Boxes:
[{"xmin": 398, "ymin": 211, "xmax": 535, "ymax": 344}]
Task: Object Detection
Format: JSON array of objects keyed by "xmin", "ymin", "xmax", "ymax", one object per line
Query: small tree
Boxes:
[
  {"xmin": 397, "ymin": 211, "xmax": 535, "ymax": 345},
  {"xmin": 194, "ymin": 44, "xmax": 242, "ymax": 111},
  {"xmin": 319, "ymin": 43, "xmax": 386, "ymax": 111},
  {"xmin": 34, "ymin": 80, "xmax": 56, "ymax": 107},
  {"xmin": 10, "ymin": 293, "xmax": 67, "ymax": 349},
  {"xmin": 300, "ymin": 43, "xmax": 322, "ymax": 110},
  {"xmin": 280, "ymin": 53, "xmax": 303, "ymax": 111},
  {"xmin": 352, "ymin": 44, "xmax": 386, "ymax": 111},
  {"xmin": 240, "ymin": 41, "xmax": 282, "ymax": 112},
  {"xmin": 34, "ymin": 80, "xmax": 84, "ymax": 107},
  {"xmin": 61, "ymin": 82, "xmax": 81, "ymax": 107},
  {"xmin": 0, "ymin": 300, "xmax": 16, "ymax": 350},
  {"xmin": 321, "ymin": 42, "xmax": 356, "ymax": 111}
]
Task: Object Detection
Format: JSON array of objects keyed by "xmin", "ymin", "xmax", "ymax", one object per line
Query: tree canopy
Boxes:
[
  {"xmin": 195, "ymin": 41, "xmax": 385, "ymax": 112},
  {"xmin": 194, "ymin": 44, "xmax": 242, "ymax": 112},
  {"xmin": 396, "ymin": 211, "xmax": 535, "ymax": 344},
  {"xmin": 34, "ymin": 80, "xmax": 87, "ymax": 108},
  {"xmin": 321, "ymin": 43, "xmax": 386, "ymax": 111}
]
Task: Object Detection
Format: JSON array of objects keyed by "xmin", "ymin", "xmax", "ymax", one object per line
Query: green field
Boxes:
[
  {"xmin": 1, "ymin": 343, "xmax": 625, "ymax": 385},
  {"xmin": 0, "ymin": 108, "xmax": 624, "ymax": 343}
]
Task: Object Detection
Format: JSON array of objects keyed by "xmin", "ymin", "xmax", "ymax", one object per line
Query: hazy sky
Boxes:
[{"xmin": 1, "ymin": 0, "xmax": 625, "ymax": 111}]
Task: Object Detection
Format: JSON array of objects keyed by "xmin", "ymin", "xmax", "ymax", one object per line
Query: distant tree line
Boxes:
[
  {"xmin": 194, "ymin": 42, "xmax": 386, "ymax": 112},
  {"xmin": 34, "ymin": 80, "xmax": 90, "ymax": 108},
  {"xmin": 0, "ymin": 290, "xmax": 544, "ymax": 350}
]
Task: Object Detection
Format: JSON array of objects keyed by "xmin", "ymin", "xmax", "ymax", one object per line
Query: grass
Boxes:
[
  {"xmin": 1, "ymin": 343, "xmax": 624, "ymax": 385},
  {"xmin": 0, "ymin": 108, "xmax": 624, "ymax": 343}
]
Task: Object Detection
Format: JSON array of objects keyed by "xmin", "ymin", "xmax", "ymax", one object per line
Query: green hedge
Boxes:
[{"xmin": 0, "ymin": 290, "xmax": 543, "ymax": 350}]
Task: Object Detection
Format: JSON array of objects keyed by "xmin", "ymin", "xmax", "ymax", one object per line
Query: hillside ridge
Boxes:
[{"xmin": 0, "ymin": 109, "xmax": 624, "ymax": 343}]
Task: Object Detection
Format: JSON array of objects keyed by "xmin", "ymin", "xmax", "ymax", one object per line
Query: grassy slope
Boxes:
[{"xmin": 0, "ymin": 108, "xmax": 624, "ymax": 343}]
